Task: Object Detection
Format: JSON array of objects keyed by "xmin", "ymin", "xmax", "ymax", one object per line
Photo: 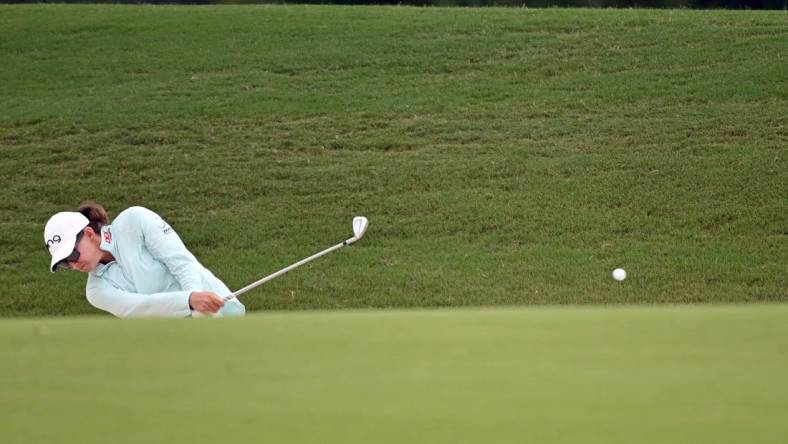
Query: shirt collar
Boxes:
[{"xmin": 94, "ymin": 225, "xmax": 117, "ymax": 277}]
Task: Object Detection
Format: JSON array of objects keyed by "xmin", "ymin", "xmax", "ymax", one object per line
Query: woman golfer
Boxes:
[{"xmin": 44, "ymin": 203, "xmax": 245, "ymax": 318}]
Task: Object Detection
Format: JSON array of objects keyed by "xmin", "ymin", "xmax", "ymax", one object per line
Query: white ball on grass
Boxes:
[{"xmin": 612, "ymin": 268, "xmax": 627, "ymax": 281}]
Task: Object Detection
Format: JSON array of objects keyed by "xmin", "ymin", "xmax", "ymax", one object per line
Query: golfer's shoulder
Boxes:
[{"xmin": 113, "ymin": 206, "xmax": 160, "ymax": 230}]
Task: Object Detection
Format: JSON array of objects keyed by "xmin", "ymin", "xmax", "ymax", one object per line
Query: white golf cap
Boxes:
[{"xmin": 44, "ymin": 212, "xmax": 89, "ymax": 273}]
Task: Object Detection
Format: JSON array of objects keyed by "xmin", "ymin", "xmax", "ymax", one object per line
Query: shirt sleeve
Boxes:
[
  {"xmin": 86, "ymin": 276, "xmax": 192, "ymax": 318},
  {"xmin": 135, "ymin": 208, "xmax": 205, "ymax": 293}
]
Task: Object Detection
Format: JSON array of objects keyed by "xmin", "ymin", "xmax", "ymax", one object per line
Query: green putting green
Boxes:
[{"xmin": 2, "ymin": 304, "xmax": 786, "ymax": 443}]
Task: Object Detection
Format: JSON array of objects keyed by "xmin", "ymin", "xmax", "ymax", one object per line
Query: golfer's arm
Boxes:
[
  {"xmin": 86, "ymin": 278, "xmax": 192, "ymax": 318},
  {"xmin": 137, "ymin": 209, "xmax": 204, "ymax": 292}
]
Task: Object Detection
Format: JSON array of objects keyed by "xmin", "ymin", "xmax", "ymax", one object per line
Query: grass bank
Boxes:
[{"xmin": 0, "ymin": 5, "xmax": 786, "ymax": 316}]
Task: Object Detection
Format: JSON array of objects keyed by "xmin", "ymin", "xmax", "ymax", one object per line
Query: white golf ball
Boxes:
[{"xmin": 612, "ymin": 268, "xmax": 627, "ymax": 281}]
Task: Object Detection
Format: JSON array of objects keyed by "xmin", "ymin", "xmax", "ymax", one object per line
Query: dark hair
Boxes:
[{"xmin": 78, "ymin": 202, "xmax": 110, "ymax": 234}]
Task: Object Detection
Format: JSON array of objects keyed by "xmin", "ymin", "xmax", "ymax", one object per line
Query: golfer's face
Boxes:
[{"xmin": 69, "ymin": 234, "xmax": 101, "ymax": 273}]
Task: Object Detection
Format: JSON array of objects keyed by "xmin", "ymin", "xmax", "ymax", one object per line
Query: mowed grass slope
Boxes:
[
  {"xmin": 2, "ymin": 305, "xmax": 787, "ymax": 443},
  {"xmin": 1, "ymin": 5, "xmax": 786, "ymax": 316}
]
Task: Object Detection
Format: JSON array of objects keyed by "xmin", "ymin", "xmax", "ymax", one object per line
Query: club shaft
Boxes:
[{"xmin": 224, "ymin": 239, "xmax": 351, "ymax": 301}]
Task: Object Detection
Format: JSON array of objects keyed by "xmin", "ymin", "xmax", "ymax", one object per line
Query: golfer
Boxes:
[{"xmin": 44, "ymin": 203, "xmax": 245, "ymax": 318}]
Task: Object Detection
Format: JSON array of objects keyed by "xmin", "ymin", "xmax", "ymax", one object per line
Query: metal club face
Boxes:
[{"xmin": 352, "ymin": 216, "xmax": 368, "ymax": 241}]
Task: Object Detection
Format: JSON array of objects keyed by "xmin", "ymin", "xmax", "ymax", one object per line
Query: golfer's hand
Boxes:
[{"xmin": 189, "ymin": 291, "xmax": 225, "ymax": 314}]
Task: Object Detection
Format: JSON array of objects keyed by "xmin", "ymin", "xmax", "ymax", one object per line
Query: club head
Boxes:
[{"xmin": 347, "ymin": 216, "xmax": 368, "ymax": 244}]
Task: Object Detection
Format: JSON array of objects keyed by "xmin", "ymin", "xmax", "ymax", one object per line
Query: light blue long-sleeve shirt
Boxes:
[{"xmin": 86, "ymin": 206, "xmax": 245, "ymax": 318}]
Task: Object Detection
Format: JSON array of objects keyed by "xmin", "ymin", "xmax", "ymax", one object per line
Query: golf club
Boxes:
[{"xmin": 222, "ymin": 216, "xmax": 369, "ymax": 302}]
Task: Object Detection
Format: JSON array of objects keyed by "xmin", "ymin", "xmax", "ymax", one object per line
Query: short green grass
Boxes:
[
  {"xmin": 1, "ymin": 5, "xmax": 786, "ymax": 316},
  {"xmin": 2, "ymin": 305, "xmax": 787, "ymax": 443}
]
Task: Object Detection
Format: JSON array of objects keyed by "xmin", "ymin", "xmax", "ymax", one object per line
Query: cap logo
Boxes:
[
  {"xmin": 104, "ymin": 228, "xmax": 112, "ymax": 244},
  {"xmin": 46, "ymin": 235, "xmax": 62, "ymax": 248}
]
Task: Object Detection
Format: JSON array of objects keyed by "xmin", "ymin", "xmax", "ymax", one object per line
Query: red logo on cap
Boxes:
[{"xmin": 104, "ymin": 229, "xmax": 112, "ymax": 244}]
